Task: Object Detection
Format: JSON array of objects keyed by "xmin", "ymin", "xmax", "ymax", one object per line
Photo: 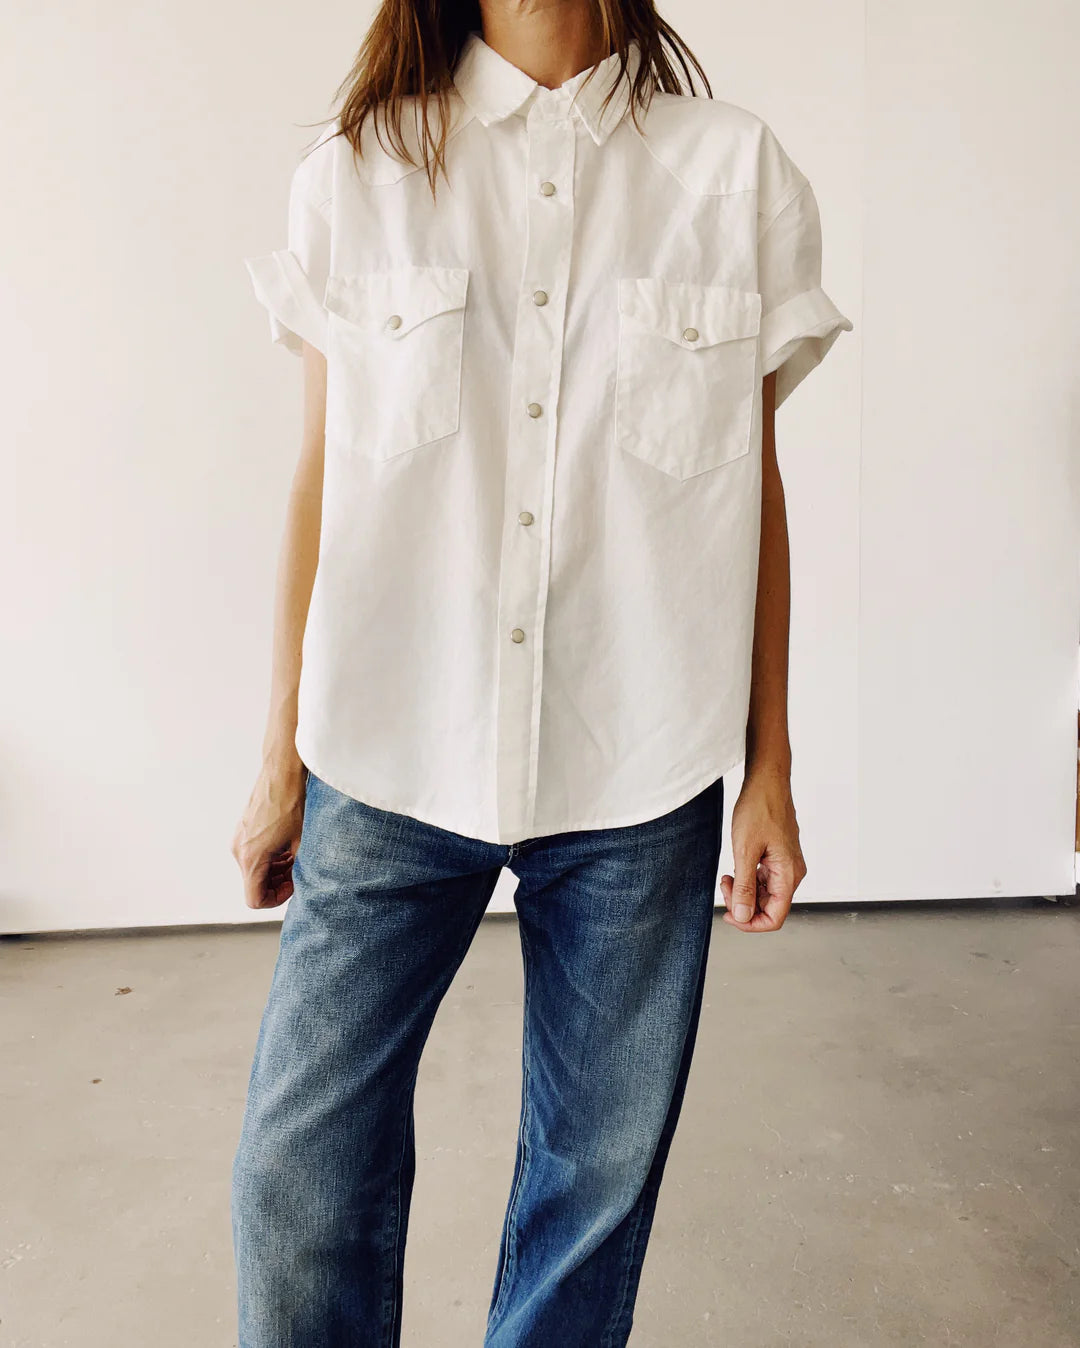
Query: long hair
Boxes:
[{"xmin": 304, "ymin": 2, "xmax": 711, "ymax": 198}]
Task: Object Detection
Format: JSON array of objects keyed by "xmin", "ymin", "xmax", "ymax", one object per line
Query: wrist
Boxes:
[
  {"xmin": 261, "ymin": 730, "xmax": 305, "ymax": 784},
  {"xmin": 744, "ymin": 732, "xmax": 792, "ymax": 782}
]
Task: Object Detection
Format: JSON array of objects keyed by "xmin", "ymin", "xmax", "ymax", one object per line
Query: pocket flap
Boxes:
[
  {"xmin": 324, "ymin": 265, "xmax": 469, "ymax": 338},
  {"xmin": 618, "ymin": 277, "xmax": 761, "ymax": 349}
]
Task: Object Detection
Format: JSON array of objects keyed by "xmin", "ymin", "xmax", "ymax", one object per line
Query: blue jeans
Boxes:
[{"xmin": 232, "ymin": 770, "xmax": 725, "ymax": 1347}]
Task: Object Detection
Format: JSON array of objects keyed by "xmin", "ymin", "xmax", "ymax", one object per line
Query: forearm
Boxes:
[
  {"xmin": 262, "ymin": 480, "xmax": 321, "ymax": 770},
  {"xmin": 261, "ymin": 345, "xmax": 326, "ymax": 779},
  {"xmin": 745, "ymin": 371, "xmax": 793, "ymax": 780}
]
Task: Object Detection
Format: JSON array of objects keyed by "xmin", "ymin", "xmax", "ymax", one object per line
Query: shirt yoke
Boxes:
[
  {"xmin": 327, "ymin": 95, "xmax": 477, "ymax": 188},
  {"xmin": 629, "ymin": 91, "xmax": 807, "ymax": 229},
  {"xmin": 299, "ymin": 85, "xmax": 811, "ymax": 237}
]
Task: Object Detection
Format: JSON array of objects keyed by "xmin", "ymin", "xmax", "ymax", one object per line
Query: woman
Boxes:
[{"xmin": 231, "ymin": 0, "xmax": 852, "ymax": 1343}]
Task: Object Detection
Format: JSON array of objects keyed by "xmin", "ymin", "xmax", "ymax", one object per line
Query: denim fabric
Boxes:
[{"xmin": 232, "ymin": 769, "xmax": 724, "ymax": 1347}]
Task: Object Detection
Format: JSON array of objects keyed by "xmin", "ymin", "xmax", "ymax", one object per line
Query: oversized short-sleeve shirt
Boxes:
[{"xmin": 244, "ymin": 30, "xmax": 853, "ymax": 845}]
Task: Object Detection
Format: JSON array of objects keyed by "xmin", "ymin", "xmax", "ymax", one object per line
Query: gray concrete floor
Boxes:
[{"xmin": 1, "ymin": 899, "xmax": 1078, "ymax": 1347}]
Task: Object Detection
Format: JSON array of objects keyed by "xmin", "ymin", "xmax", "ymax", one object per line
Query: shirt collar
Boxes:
[{"xmin": 452, "ymin": 31, "xmax": 641, "ymax": 146}]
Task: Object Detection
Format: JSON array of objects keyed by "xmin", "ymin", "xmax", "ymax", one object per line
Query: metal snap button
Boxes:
[
  {"xmin": 539, "ymin": 181, "xmax": 556, "ymax": 196},
  {"xmin": 532, "ymin": 290, "xmax": 549, "ymax": 306},
  {"xmin": 386, "ymin": 314, "xmax": 403, "ymax": 331},
  {"xmin": 682, "ymin": 326, "xmax": 699, "ymax": 342},
  {"xmin": 526, "ymin": 402, "xmax": 542, "ymax": 418},
  {"xmin": 518, "ymin": 511, "xmax": 535, "ymax": 526},
  {"xmin": 510, "ymin": 628, "xmax": 526, "ymax": 643}
]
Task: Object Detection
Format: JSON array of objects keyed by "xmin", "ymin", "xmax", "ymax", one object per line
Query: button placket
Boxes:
[{"xmin": 493, "ymin": 102, "xmax": 577, "ymax": 840}]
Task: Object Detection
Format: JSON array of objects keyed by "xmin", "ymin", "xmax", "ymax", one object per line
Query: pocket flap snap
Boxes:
[
  {"xmin": 618, "ymin": 277, "xmax": 761, "ymax": 349},
  {"xmin": 324, "ymin": 265, "xmax": 469, "ymax": 338}
]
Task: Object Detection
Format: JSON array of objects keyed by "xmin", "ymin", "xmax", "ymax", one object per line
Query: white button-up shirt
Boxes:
[{"xmin": 244, "ymin": 31, "xmax": 853, "ymax": 844}]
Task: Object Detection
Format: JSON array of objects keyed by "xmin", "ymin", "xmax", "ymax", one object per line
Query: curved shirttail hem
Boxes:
[
  {"xmin": 294, "ymin": 730, "xmax": 745, "ymax": 847},
  {"xmin": 523, "ymin": 751, "xmax": 743, "ymax": 842}
]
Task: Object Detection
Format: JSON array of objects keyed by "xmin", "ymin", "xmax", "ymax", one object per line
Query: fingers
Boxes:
[
  {"xmin": 259, "ymin": 866, "xmax": 295, "ymax": 908},
  {"xmin": 256, "ymin": 849, "xmax": 296, "ymax": 909},
  {"xmin": 723, "ymin": 850, "xmax": 759, "ymax": 925},
  {"xmin": 720, "ymin": 871, "xmax": 764, "ymax": 929},
  {"xmin": 758, "ymin": 857, "xmax": 803, "ymax": 926},
  {"xmin": 233, "ymin": 838, "xmax": 296, "ymax": 910},
  {"xmin": 231, "ymin": 777, "xmax": 305, "ymax": 909},
  {"xmin": 720, "ymin": 855, "xmax": 800, "ymax": 933},
  {"xmin": 721, "ymin": 777, "xmax": 808, "ymax": 933}
]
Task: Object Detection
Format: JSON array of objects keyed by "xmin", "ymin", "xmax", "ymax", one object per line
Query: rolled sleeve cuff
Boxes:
[
  {"xmin": 244, "ymin": 249, "xmax": 328, "ymax": 357},
  {"xmin": 760, "ymin": 286, "xmax": 853, "ymax": 408}
]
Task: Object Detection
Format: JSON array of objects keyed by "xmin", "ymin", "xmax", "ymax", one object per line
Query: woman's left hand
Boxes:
[{"xmin": 719, "ymin": 768, "xmax": 807, "ymax": 932}]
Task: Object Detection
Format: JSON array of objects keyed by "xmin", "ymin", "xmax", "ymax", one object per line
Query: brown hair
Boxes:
[{"xmin": 303, "ymin": 2, "xmax": 712, "ymax": 197}]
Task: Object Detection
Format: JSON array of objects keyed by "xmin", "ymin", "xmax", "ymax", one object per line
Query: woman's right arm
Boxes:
[{"xmin": 231, "ymin": 340, "xmax": 327, "ymax": 909}]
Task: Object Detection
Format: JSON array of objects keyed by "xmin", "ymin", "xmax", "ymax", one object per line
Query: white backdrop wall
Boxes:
[
  {"xmin": 3, "ymin": 2, "xmax": 1077, "ymax": 933},
  {"xmin": 858, "ymin": 0, "xmax": 1080, "ymax": 900}
]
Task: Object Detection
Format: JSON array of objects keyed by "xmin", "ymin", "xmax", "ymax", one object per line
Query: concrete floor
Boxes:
[{"xmin": 1, "ymin": 899, "xmax": 1078, "ymax": 1347}]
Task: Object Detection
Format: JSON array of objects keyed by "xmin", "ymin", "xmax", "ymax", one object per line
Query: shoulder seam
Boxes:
[
  {"xmin": 352, "ymin": 100, "xmax": 477, "ymax": 186},
  {"xmin": 758, "ymin": 177, "xmax": 811, "ymax": 237},
  {"xmin": 629, "ymin": 120, "xmax": 756, "ymax": 199}
]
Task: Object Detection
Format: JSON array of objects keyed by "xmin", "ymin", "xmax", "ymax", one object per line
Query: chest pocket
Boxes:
[
  {"xmin": 323, "ymin": 265, "xmax": 469, "ymax": 461},
  {"xmin": 615, "ymin": 278, "xmax": 762, "ymax": 480}
]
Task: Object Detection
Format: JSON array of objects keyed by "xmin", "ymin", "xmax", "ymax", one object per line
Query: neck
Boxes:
[{"xmin": 477, "ymin": 1, "xmax": 611, "ymax": 89}]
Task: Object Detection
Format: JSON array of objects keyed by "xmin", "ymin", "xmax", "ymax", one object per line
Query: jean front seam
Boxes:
[
  {"xmin": 600, "ymin": 1181, "xmax": 652, "ymax": 1348},
  {"xmin": 488, "ymin": 919, "xmax": 534, "ymax": 1327},
  {"xmin": 382, "ymin": 890, "xmax": 499, "ymax": 1347},
  {"xmin": 383, "ymin": 1066, "xmax": 419, "ymax": 1348},
  {"xmin": 601, "ymin": 894, "xmax": 718, "ymax": 1348}
]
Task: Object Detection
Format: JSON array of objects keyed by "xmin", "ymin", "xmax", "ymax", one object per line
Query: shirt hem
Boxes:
[
  {"xmin": 295, "ymin": 733, "xmax": 745, "ymax": 846},
  {"xmin": 525, "ymin": 753, "xmax": 743, "ymax": 843},
  {"xmin": 295, "ymin": 734, "xmax": 500, "ymax": 844}
]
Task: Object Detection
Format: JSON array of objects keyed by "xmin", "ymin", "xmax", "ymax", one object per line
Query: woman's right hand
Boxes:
[{"xmin": 231, "ymin": 757, "xmax": 308, "ymax": 910}]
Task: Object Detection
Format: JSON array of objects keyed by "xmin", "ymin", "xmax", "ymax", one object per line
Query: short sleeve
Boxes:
[
  {"xmin": 243, "ymin": 127, "xmax": 335, "ymax": 357},
  {"xmin": 757, "ymin": 123, "xmax": 852, "ymax": 409}
]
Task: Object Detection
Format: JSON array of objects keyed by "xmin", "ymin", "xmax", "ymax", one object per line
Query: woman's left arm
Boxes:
[{"xmin": 719, "ymin": 368, "xmax": 808, "ymax": 932}]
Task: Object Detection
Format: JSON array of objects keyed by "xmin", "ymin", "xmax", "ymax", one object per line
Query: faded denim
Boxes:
[{"xmin": 232, "ymin": 769, "xmax": 724, "ymax": 1347}]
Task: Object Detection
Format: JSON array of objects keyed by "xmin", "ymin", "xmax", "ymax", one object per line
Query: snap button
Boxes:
[
  {"xmin": 539, "ymin": 181, "xmax": 556, "ymax": 196},
  {"xmin": 682, "ymin": 326, "xmax": 699, "ymax": 343},
  {"xmin": 510, "ymin": 628, "xmax": 526, "ymax": 643},
  {"xmin": 532, "ymin": 289, "xmax": 549, "ymax": 306},
  {"xmin": 526, "ymin": 402, "xmax": 542, "ymax": 418},
  {"xmin": 518, "ymin": 511, "xmax": 535, "ymax": 526},
  {"xmin": 386, "ymin": 314, "xmax": 403, "ymax": 331}
]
